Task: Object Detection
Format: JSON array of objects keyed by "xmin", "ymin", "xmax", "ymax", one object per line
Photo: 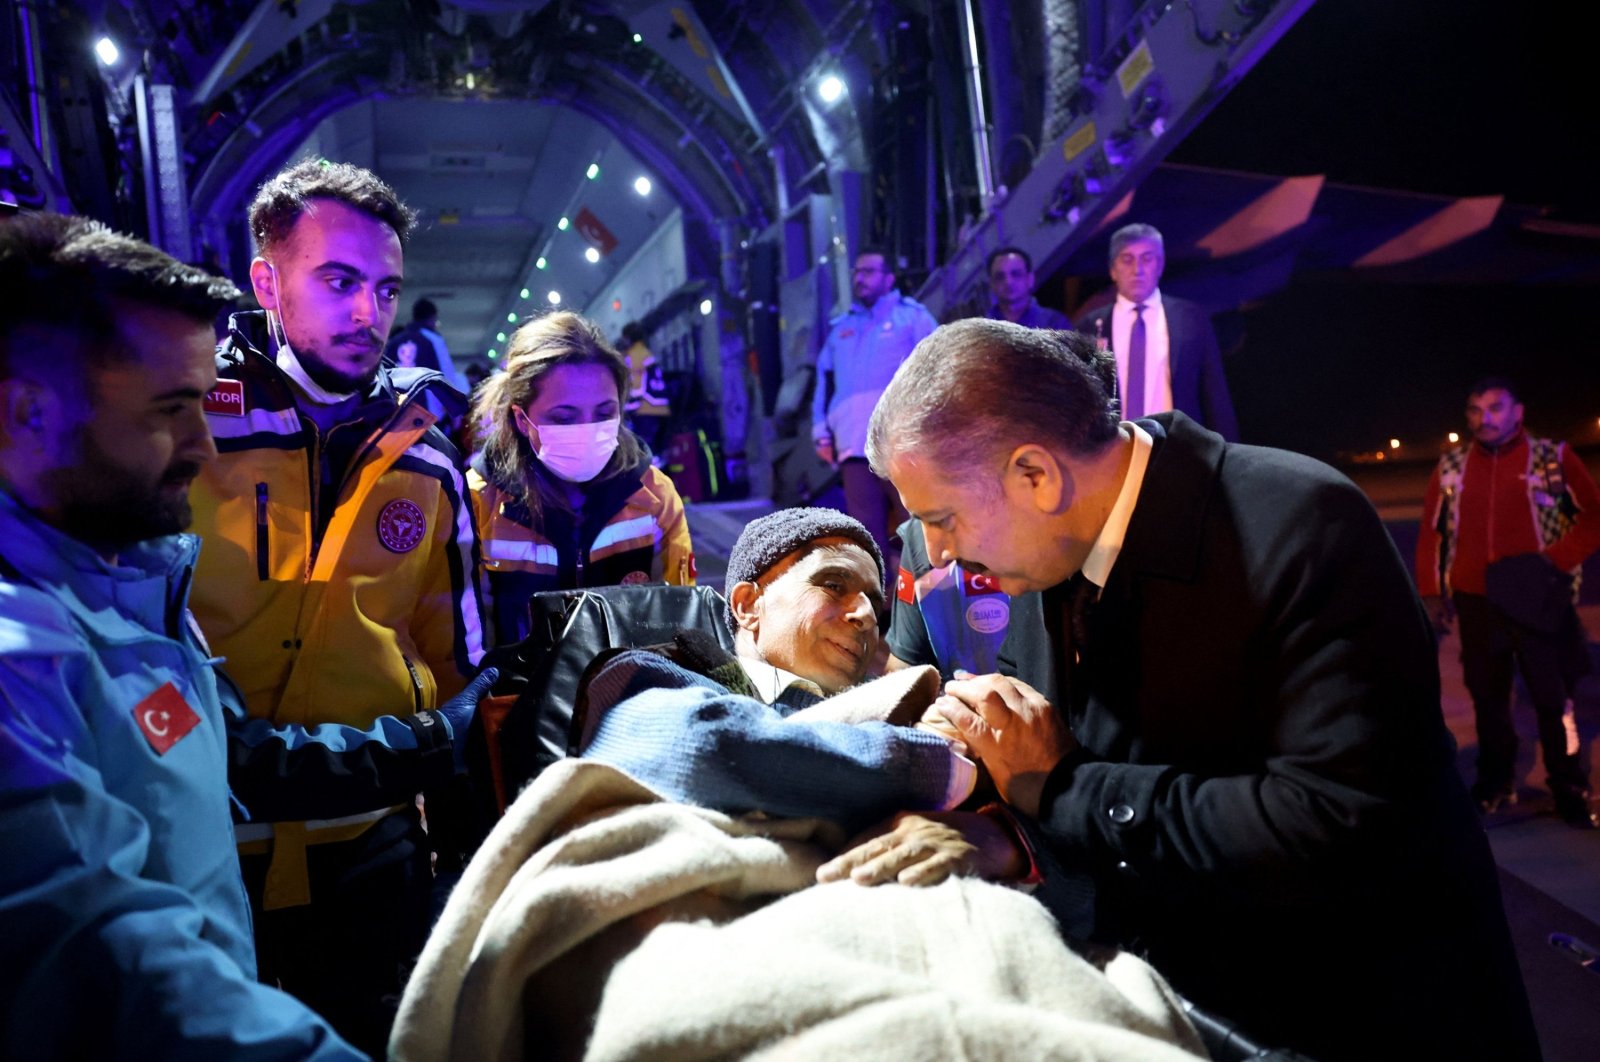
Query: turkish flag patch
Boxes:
[
  {"xmin": 896, "ymin": 567, "xmax": 915, "ymax": 605},
  {"xmin": 962, "ymin": 568, "xmax": 1002, "ymax": 596},
  {"xmin": 132, "ymin": 682, "xmax": 201, "ymax": 755}
]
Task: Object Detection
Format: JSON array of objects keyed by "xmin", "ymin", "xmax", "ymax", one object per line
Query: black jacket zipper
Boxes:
[{"xmin": 255, "ymin": 482, "xmax": 270, "ymax": 581}]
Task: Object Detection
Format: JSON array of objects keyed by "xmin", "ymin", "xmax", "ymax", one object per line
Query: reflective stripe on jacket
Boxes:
[{"xmin": 469, "ymin": 455, "xmax": 694, "ymax": 647}]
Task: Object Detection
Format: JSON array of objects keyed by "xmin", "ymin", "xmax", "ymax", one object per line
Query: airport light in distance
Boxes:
[
  {"xmin": 699, "ymin": 299, "xmax": 713, "ymax": 316},
  {"xmin": 95, "ymin": 37, "xmax": 119, "ymax": 65},
  {"xmin": 585, "ymin": 247, "xmax": 600, "ymax": 263},
  {"xmin": 548, "ymin": 291, "xmax": 561, "ymax": 306},
  {"xmin": 634, "ymin": 176, "xmax": 652, "ymax": 196}
]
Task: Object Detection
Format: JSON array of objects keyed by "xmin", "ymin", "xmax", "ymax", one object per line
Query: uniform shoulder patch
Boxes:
[
  {"xmin": 204, "ymin": 378, "xmax": 246, "ymax": 417},
  {"xmin": 133, "ymin": 682, "xmax": 201, "ymax": 754},
  {"xmin": 377, "ymin": 498, "xmax": 427, "ymax": 553}
]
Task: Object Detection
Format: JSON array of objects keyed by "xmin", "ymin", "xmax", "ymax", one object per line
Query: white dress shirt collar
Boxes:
[
  {"xmin": 1079, "ymin": 421, "xmax": 1154, "ymax": 589},
  {"xmin": 1114, "ymin": 288, "xmax": 1164, "ymax": 314}
]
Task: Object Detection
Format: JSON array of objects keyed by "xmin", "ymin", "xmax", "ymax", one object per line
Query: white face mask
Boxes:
[
  {"xmin": 533, "ymin": 418, "xmax": 621, "ymax": 483},
  {"xmin": 262, "ymin": 261, "xmax": 356, "ymax": 403}
]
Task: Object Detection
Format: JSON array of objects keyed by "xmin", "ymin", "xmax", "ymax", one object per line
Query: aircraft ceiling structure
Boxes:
[
  {"xmin": 29, "ymin": 0, "xmax": 1329, "ymax": 365},
  {"xmin": 68, "ymin": 0, "xmax": 906, "ymax": 361}
]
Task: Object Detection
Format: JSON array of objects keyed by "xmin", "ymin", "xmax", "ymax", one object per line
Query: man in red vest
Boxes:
[{"xmin": 1417, "ymin": 376, "xmax": 1600, "ymax": 828}]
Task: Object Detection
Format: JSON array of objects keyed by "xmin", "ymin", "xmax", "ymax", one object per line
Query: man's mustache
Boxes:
[
  {"xmin": 163, "ymin": 461, "xmax": 205, "ymax": 485},
  {"xmin": 333, "ymin": 328, "xmax": 382, "ymax": 348}
]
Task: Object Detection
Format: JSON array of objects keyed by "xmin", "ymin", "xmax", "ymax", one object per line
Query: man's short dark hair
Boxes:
[
  {"xmin": 986, "ymin": 246, "xmax": 1033, "ymax": 273},
  {"xmin": 621, "ymin": 321, "xmax": 646, "ymax": 345},
  {"xmin": 413, "ymin": 298, "xmax": 438, "ymax": 323},
  {"xmin": 855, "ymin": 245, "xmax": 892, "ymax": 268},
  {"xmin": 248, "ymin": 158, "xmax": 416, "ymax": 254},
  {"xmin": 0, "ymin": 212, "xmax": 239, "ymax": 380},
  {"xmin": 1468, "ymin": 375, "xmax": 1521, "ymax": 404},
  {"xmin": 867, "ymin": 318, "xmax": 1121, "ymax": 484}
]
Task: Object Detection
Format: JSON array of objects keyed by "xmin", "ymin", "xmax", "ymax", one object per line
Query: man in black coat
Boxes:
[
  {"xmin": 866, "ymin": 318, "xmax": 1536, "ymax": 1060},
  {"xmin": 1078, "ymin": 223, "xmax": 1238, "ymax": 441}
]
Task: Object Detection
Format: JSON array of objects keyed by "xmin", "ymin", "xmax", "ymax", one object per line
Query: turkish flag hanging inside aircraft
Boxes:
[{"xmin": 575, "ymin": 207, "xmax": 619, "ymax": 256}]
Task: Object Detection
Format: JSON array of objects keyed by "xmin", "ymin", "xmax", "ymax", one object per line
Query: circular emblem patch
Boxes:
[
  {"xmin": 377, "ymin": 499, "xmax": 427, "ymax": 553},
  {"xmin": 620, "ymin": 570, "xmax": 651, "ymax": 586},
  {"xmin": 965, "ymin": 596, "xmax": 1010, "ymax": 635}
]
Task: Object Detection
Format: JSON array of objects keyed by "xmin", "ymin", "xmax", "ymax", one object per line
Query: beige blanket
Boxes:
[{"xmin": 391, "ymin": 759, "xmax": 1205, "ymax": 1061}]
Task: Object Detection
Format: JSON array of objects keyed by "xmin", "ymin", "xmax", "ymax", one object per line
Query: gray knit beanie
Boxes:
[{"xmin": 724, "ymin": 507, "xmax": 885, "ymax": 631}]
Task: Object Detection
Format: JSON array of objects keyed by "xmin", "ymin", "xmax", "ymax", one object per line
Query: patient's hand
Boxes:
[
  {"xmin": 914, "ymin": 703, "xmax": 967, "ymax": 755},
  {"xmin": 816, "ymin": 810, "xmax": 1025, "ymax": 887}
]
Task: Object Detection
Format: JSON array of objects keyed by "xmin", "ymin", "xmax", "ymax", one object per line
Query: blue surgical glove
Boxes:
[{"xmin": 435, "ymin": 667, "xmax": 499, "ymax": 771}]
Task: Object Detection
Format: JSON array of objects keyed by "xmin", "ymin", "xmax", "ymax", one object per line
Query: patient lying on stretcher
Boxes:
[
  {"xmin": 574, "ymin": 506, "xmax": 1030, "ymax": 885},
  {"xmin": 391, "ymin": 515, "xmax": 1207, "ymax": 1060}
]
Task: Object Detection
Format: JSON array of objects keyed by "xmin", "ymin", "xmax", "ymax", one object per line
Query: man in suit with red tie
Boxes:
[{"xmin": 1079, "ymin": 223, "xmax": 1238, "ymax": 441}]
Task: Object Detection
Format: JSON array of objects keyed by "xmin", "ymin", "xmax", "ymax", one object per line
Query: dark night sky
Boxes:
[
  {"xmin": 1171, "ymin": 0, "xmax": 1587, "ymax": 215},
  {"xmin": 1153, "ymin": 0, "xmax": 1598, "ymax": 462}
]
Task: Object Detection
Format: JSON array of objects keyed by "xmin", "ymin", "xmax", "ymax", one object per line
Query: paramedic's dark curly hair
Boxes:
[{"xmin": 248, "ymin": 158, "xmax": 416, "ymax": 254}]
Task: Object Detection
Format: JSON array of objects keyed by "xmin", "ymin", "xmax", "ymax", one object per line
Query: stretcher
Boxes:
[{"xmin": 450, "ymin": 585, "xmax": 1303, "ymax": 1061}]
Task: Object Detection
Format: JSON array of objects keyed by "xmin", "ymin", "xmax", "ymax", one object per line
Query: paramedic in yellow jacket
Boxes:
[
  {"xmin": 470, "ymin": 312, "xmax": 694, "ymax": 647},
  {"xmin": 186, "ymin": 159, "xmax": 486, "ymax": 1055}
]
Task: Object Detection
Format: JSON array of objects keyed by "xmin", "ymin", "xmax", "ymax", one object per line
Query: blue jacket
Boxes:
[
  {"xmin": 579, "ymin": 651, "xmax": 970, "ymax": 833},
  {"xmin": 986, "ymin": 298, "xmax": 1072, "ymax": 331},
  {"xmin": 812, "ymin": 291, "xmax": 937, "ymax": 460},
  {"xmin": 0, "ymin": 490, "xmax": 362, "ymax": 1060}
]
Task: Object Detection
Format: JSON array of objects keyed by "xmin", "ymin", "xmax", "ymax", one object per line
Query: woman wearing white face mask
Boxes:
[{"xmin": 468, "ymin": 312, "xmax": 696, "ymax": 646}]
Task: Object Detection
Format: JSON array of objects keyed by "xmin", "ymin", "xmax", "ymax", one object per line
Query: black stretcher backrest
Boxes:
[{"xmin": 466, "ymin": 584, "xmax": 734, "ymax": 827}]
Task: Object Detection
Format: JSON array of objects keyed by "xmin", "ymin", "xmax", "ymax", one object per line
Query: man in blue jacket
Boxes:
[
  {"xmin": 0, "ymin": 214, "xmax": 488, "ymax": 1059},
  {"xmin": 812, "ymin": 247, "xmax": 937, "ymax": 564}
]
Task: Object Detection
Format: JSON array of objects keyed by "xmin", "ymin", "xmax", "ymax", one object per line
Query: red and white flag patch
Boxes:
[
  {"xmin": 133, "ymin": 682, "xmax": 201, "ymax": 755},
  {"xmin": 962, "ymin": 568, "xmax": 1003, "ymax": 596}
]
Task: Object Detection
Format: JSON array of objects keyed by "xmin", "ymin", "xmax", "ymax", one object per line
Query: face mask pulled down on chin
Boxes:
[
  {"xmin": 534, "ymin": 418, "xmax": 621, "ymax": 483},
  {"xmin": 262, "ymin": 260, "xmax": 367, "ymax": 401}
]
